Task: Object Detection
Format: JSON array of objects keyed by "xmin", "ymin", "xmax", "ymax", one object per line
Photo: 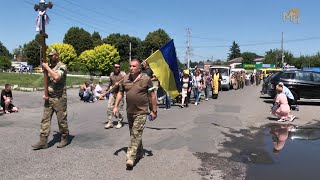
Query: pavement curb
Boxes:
[{"xmin": 0, "ymin": 85, "xmax": 81, "ymax": 92}]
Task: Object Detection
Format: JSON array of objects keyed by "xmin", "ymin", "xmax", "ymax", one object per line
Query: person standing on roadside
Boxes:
[
  {"xmin": 105, "ymin": 63, "xmax": 126, "ymax": 129},
  {"xmin": 203, "ymin": 70, "xmax": 212, "ymax": 101},
  {"xmin": 32, "ymin": 49, "xmax": 70, "ymax": 150},
  {"xmin": 212, "ymin": 69, "xmax": 222, "ymax": 99},
  {"xmin": 113, "ymin": 59, "xmax": 157, "ymax": 169}
]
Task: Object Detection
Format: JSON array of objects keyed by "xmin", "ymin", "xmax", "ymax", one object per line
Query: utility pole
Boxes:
[
  {"xmin": 186, "ymin": 28, "xmax": 191, "ymax": 69},
  {"xmin": 34, "ymin": 0, "xmax": 53, "ymax": 99},
  {"xmin": 281, "ymin": 32, "xmax": 285, "ymax": 66},
  {"xmin": 129, "ymin": 42, "xmax": 132, "ymax": 62}
]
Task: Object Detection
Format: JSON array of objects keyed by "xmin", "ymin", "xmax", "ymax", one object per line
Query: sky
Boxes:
[{"xmin": 1, "ymin": 0, "xmax": 319, "ymax": 63}]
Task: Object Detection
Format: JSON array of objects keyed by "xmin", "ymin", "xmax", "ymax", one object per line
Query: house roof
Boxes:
[{"xmin": 227, "ymin": 57, "xmax": 243, "ymax": 63}]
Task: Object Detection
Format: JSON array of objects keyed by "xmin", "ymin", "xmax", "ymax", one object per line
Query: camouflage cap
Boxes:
[{"xmin": 49, "ymin": 49, "xmax": 59, "ymax": 56}]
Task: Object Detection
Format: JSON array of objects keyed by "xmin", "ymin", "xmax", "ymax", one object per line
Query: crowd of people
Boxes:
[{"xmin": 1, "ymin": 49, "xmax": 300, "ymax": 170}]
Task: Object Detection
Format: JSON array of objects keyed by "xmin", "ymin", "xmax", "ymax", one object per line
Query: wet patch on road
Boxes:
[
  {"xmin": 194, "ymin": 124, "xmax": 268, "ymax": 180},
  {"xmin": 247, "ymin": 122, "xmax": 320, "ymax": 180},
  {"xmin": 194, "ymin": 121, "xmax": 320, "ymax": 180},
  {"xmin": 194, "ymin": 152, "xmax": 246, "ymax": 180}
]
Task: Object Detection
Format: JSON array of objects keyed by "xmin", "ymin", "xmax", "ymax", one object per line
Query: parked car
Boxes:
[
  {"xmin": 34, "ymin": 67, "xmax": 43, "ymax": 73},
  {"xmin": 261, "ymin": 72, "xmax": 281, "ymax": 95},
  {"xmin": 267, "ymin": 70, "xmax": 320, "ymax": 100}
]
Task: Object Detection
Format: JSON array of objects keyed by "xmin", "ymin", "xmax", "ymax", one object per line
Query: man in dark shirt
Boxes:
[
  {"xmin": 113, "ymin": 59, "xmax": 157, "ymax": 169},
  {"xmin": 1, "ymin": 84, "xmax": 18, "ymax": 114}
]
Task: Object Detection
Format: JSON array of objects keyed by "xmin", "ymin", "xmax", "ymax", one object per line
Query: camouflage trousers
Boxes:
[
  {"xmin": 40, "ymin": 96, "xmax": 69, "ymax": 137},
  {"xmin": 106, "ymin": 93, "xmax": 124, "ymax": 123},
  {"xmin": 126, "ymin": 114, "xmax": 147, "ymax": 161}
]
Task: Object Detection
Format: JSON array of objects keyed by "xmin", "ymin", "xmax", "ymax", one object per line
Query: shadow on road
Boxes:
[
  {"xmin": 122, "ymin": 122, "xmax": 177, "ymax": 131},
  {"xmin": 145, "ymin": 127, "xmax": 177, "ymax": 130},
  {"xmin": 259, "ymin": 96, "xmax": 274, "ymax": 99},
  {"xmin": 113, "ymin": 147, "xmax": 153, "ymax": 170},
  {"xmin": 113, "ymin": 147, "xmax": 153, "ymax": 157},
  {"xmin": 263, "ymin": 100, "xmax": 320, "ymax": 106},
  {"xmin": 48, "ymin": 132, "xmax": 75, "ymax": 148}
]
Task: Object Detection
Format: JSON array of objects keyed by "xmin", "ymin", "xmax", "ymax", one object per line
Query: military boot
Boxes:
[
  {"xmin": 32, "ymin": 136, "xmax": 48, "ymax": 150},
  {"xmin": 104, "ymin": 122, "xmax": 113, "ymax": 129},
  {"xmin": 57, "ymin": 134, "xmax": 69, "ymax": 148},
  {"xmin": 126, "ymin": 159, "xmax": 134, "ymax": 169}
]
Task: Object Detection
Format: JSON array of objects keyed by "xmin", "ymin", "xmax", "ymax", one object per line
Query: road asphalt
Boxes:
[{"xmin": 1, "ymin": 85, "xmax": 319, "ymax": 180}]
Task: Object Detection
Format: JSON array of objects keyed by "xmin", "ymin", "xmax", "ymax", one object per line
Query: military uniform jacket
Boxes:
[{"xmin": 48, "ymin": 62, "xmax": 67, "ymax": 98}]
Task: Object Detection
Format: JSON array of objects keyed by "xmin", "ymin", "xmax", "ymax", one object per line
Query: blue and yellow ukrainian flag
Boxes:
[{"xmin": 146, "ymin": 39, "xmax": 182, "ymax": 98}]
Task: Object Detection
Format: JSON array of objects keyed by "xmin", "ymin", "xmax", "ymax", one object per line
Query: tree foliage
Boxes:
[
  {"xmin": 24, "ymin": 40, "xmax": 41, "ymax": 67},
  {"xmin": 63, "ymin": 27, "xmax": 93, "ymax": 56},
  {"xmin": 47, "ymin": 43, "xmax": 77, "ymax": 68},
  {"xmin": 228, "ymin": 41, "xmax": 241, "ymax": 60},
  {"xmin": 0, "ymin": 56, "xmax": 11, "ymax": 70},
  {"xmin": 103, "ymin": 33, "xmax": 141, "ymax": 63},
  {"xmin": 241, "ymin": 52, "xmax": 257, "ymax": 64},
  {"xmin": 141, "ymin": 29, "xmax": 171, "ymax": 59},
  {"xmin": 91, "ymin": 31, "xmax": 103, "ymax": 47},
  {"xmin": 264, "ymin": 49, "xmax": 294, "ymax": 67},
  {"xmin": 0, "ymin": 41, "xmax": 10, "ymax": 57},
  {"xmin": 78, "ymin": 44, "xmax": 120, "ymax": 75}
]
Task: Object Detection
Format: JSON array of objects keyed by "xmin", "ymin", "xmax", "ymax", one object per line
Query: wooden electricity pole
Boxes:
[{"xmin": 34, "ymin": 0, "xmax": 53, "ymax": 98}]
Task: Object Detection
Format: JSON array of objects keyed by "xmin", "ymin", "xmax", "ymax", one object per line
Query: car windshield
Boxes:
[
  {"xmin": 270, "ymin": 72, "xmax": 282, "ymax": 81},
  {"xmin": 212, "ymin": 68, "xmax": 229, "ymax": 76}
]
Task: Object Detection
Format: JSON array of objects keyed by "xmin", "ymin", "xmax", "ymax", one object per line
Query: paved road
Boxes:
[{"xmin": 1, "ymin": 85, "xmax": 319, "ymax": 180}]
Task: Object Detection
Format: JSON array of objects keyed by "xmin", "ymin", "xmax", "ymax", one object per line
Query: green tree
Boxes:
[
  {"xmin": 47, "ymin": 43, "xmax": 77, "ymax": 69},
  {"xmin": 0, "ymin": 56, "xmax": 11, "ymax": 70},
  {"xmin": 23, "ymin": 34, "xmax": 46, "ymax": 67},
  {"xmin": 241, "ymin": 52, "xmax": 257, "ymax": 64},
  {"xmin": 24, "ymin": 40, "xmax": 41, "ymax": 67},
  {"xmin": 264, "ymin": 49, "xmax": 294, "ymax": 67},
  {"xmin": 283, "ymin": 51, "xmax": 295, "ymax": 66},
  {"xmin": 103, "ymin": 33, "xmax": 142, "ymax": 63},
  {"xmin": 141, "ymin": 29, "xmax": 171, "ymax": 59},
  {"xmin": 0, "ymin": 41, "xmax": 10, "ymax": 57},
  {"xmin": 91, "ymin": 31, "xmax": 103, "ymax": 47},
  {"xmin": 264, "ymin": 49, "xmax": 279, "ymax": 65},
  {"xmin": 63, "ymin": 27, "xmax": 93, "ymax": 56},
  {"xmin": 228, "ymin": 41, "xmax": 241, "ymax": 60},
  {"xmin": 78, "ymin": 44, "xmax": 120, "ymax": 75}
]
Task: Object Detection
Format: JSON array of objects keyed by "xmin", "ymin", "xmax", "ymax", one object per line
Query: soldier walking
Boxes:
[
  {"xmin": 105, "ymin": 63, "xmax": 126, "ymax": 129},
  {"xmin": 113, "ymin": 59, "xmax": 157, "ymax": 169},
  {"xmin": 32, "ymin": 49, "xmax": 70, "ymax": 150}
]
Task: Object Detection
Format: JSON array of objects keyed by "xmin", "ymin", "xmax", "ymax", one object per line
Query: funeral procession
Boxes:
[{"xmin": 1, "ymin": 1, "xmax": 320, "ymax": 180}]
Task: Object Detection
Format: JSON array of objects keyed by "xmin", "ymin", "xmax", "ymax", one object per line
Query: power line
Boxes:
[
  {"xmin": 50, "ymin": 11, "xmax": 111, "ymax": 34},
  {"xmin": 24, "ymin": 1, "xmax": 114, "ymax": 34},
  {"xmin": 53, "ymin": 2, "xmax": 118, "ymax": 32},
  {"xmin": 178, "ymin": 36, "xmax": 320, "ymax": 49},
  {"xmin": 61, "ymin": 0, "xmax": 125, "ymax": 23}
]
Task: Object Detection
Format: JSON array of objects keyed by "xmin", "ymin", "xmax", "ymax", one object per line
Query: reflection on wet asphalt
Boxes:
[
  {"xmin": 247, "ymin": 123, "xmax": 320, "ymax": 180},
  {"xmin": 195, "ymin": 122, "xmax": 320, "ymax": 180}
]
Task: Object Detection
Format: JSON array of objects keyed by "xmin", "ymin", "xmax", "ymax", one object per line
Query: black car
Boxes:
[
  {"xmin": 261, "ymin": 72, "xmax": 281, "ymax": 95},
  {"xmin": 267, "ymin": 70, "xmax": 320, "ymax": 100}
]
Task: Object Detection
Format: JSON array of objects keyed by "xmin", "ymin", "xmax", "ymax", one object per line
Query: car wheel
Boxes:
[
  {"xmin": 225, "ymin": 85, "xmax": 230, "ymax": 91},
  {"xmin": 291, "ymin": 90, "xmax": 298, "ymax": 103}
]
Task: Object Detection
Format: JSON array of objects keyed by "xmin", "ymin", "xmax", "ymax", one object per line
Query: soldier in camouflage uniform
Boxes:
[
  {"xmin": 105, "ymin": 63, "xmax": 126, "ymax": 129},
  {"xmin": 113, "ymin": 59, "xmax": 157, "ymax": 169},
  {"xmin": 32, "ymin": 49, "xmax": 70, "ymax": 150}
]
